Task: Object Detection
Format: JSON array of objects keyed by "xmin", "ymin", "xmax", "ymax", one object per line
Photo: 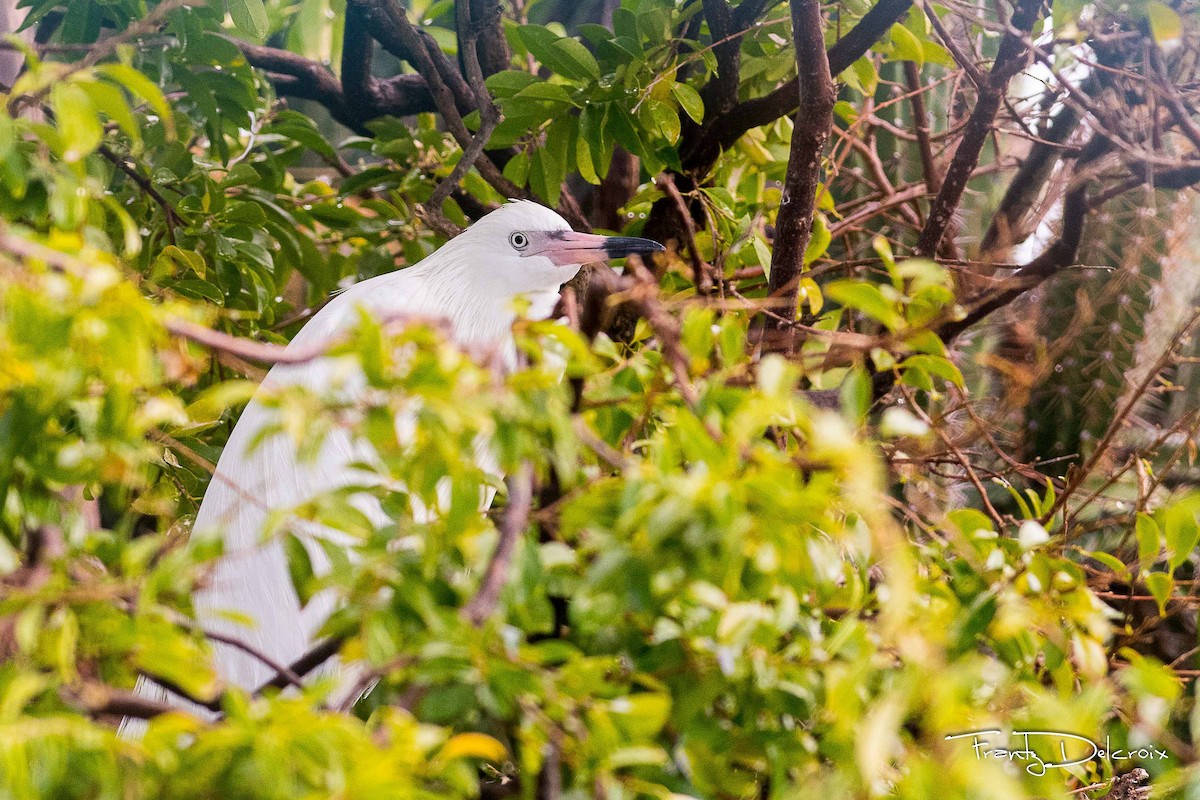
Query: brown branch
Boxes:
[
  {"xmin": 903, "ymin": 61, "xmax": 959, "ymax": 260},
  {"xmin": 1097, "ymin": 770, "xmax": 1150, "ymax": 800},
  {"xmin": 98, "ymin": 145, "xmax": 181, "ymax": 246},
  {"xmin": 1148, "ymin": 42, "xmax": 1200, "ymax": 155},
  {"xmin": 732, "ymin": 0, "xmax": 781, "ymax": 29},
  {"xmin": 69, "ymin": 684, "xmax": 181, "ymax": 720},
  {"xmin": 422, "ymin": 0, "xmax": 505, "ymax": 229},
  {"xmin": 897, "ymin": 382, "xmax": 1005, "ymax": 528},
  {"xmin": 935, "ymin": 185, "xmax": 1087, "ymax": 345},
  {"xmin": 914, "ymin": 0, "xmax": 1045, "ymax": 257},
  {"xmin": 468, "ymin": 0, "xmax": 511, "ymax": 78},
  {"xmin": 762, "ymin": 0, "xmax": 834, "ymax": 346},
  {"xmin": 258, "ymin": 636, "xmax": 346, "ymax": 692},
  {"xmin": 236, "ymin": 38, "xmax": 437, "ymax": 134},
  {"xmin": 904, "ymin": 61, "xmax": 941, "ymax": 196},
  {"xmin": 351, "ymin": 0, "xmax": 585, "ymax": 227},
  {"xmin": 827, "ymin": 183, "xmax": 930, "ymax": 238},
  {"xmin": 203, "ymin": 629, "xmax": 306, "ymax": 690},
  {"xmin": 341, "ymin": 1, "xmax": 377, "ymax": 111},
  {"xmin": 919, "ymin": 0, "xmax": 984, "ymax": 86},
  {"xmin": 357, "ymin": 0, "xmax": 476, "ymax": 118},
  {"xmin": 237, "ymin": 40, "xmax": 362, "ymax": 131},
  {"xmin": 164, "ymin": 314, "xmax": 460, "ymax": 366},
  {"xmin": 657, "ymin": 173, "xmax": 711, "ymax": 291},
  {"xmin": 979, "ymin": 91, "xmax": 1084, "ymax": 255},
  {"xmin": 461, "ymin": 464, "xmax": 534, "ymax": 626},
  {"xmin": 684, "ymin": 0, "xmax": 912, "ymax": 170},
  {"xmin": 701, "ymin": 0, "xmax": 740, "ymax": 116}
]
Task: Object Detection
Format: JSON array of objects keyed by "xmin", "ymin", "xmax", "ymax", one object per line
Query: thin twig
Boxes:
[{"xmin": 461, "ymin": 463, "xmax": 534, "ymax": 625}]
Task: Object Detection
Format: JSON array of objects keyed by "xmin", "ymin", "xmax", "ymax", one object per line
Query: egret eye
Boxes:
[{"xmin": 509, "ymin": 232, "xmax": 530, "ymax": 250}]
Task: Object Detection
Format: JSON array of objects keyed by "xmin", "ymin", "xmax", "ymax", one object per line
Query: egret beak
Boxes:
[{"xmin": 528, "ymin": 230, "xmax": 665, "ymax": 266}]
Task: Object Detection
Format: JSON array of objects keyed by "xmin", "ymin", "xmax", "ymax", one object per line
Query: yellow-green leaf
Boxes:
[{"xmin": 1147, "ymin": 1, "xmax": 1183, "ymax": 44}]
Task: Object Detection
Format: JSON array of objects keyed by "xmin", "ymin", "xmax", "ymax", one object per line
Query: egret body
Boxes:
[{"xmin": 173, "ymin": 201, "xmax": 662, "ymax": 697}]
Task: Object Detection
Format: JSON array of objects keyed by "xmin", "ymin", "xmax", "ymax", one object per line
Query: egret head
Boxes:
[{"xmin": 450, "ymin": 200, "xmax": 664, "ymax": 295}]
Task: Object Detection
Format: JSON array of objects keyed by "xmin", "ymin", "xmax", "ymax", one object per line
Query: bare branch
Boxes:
[
  {"xmin": 679, "ymin": 0, "xmax": 911, "ymax": 177},
  {"xmin": 468, "ymin": 0, "xmax": 511, "ymax": 78},
  {"xmin": 657, "ymin": 173, "xmax": 711, "ymax": 292},
  {"xmin": 257, "ymin": 636, "xmax": 346, "ymax": 692},
  {"xmin": 914, "ymin": 0, "xmax": 1045, "ymax": 257},
  {"xmin": 68, "ymin": 684, "xmax": 182, "ymax": 720},
  {"xmin": 423, "ymin": 0, "xmax": 505, "ymax": 226},
  {"xmin": 461, "ymin": 464, "xmax": 534, "ymax": 626},
  {"xmin": 919, "ymin": 0, "xmax": 984, "ymax": 86},
  {"xmin": 762, "ymin": 0, "xmax": 834, "ymax": 346},
  {"xmin": 701, "ymin": 0, "xmax": 740, "ymax": 115},
  {"xmin": 936, "ymin": 185, "xmax": 1088, "ymax": 344},
  {"xmin": 164, "ymin": 314, "xmax": 461, "ymax": 366},
  {"xmin": 1148, "ymin": 42, "xmax": 1200, "ymax": 155},
  {"xmin": 235, "ymin": 38, "xmax": 437, "ymax": 134},
  {"xmin": 98, "ymin": 144, "xmax": 181, "ymax": 246},
  {"xmin": 341, "ymin": 1, "xmax": 378, "ymax": 111},
  {"xmin": 203, "ymin": 629, "xmax": 306, "ymax": 690},
  {"xmin": 979, "ymin": 87, "xmax": 1085, "ymax": 255}
]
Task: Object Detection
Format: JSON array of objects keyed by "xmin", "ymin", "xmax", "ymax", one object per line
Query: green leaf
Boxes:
[
  {"xmin": 227, "ymin": 0, "xmax": 269, "ymax": 39},
  {"xmin": 671, "ymin": 82, "xmax": 704, "ymax": 123},
  {"xmin": 50, "ymin": 83, "xmax": 102, "ymax": 163},
  {"xmin": 543, "ymin": 116, "xmax": 573, "ymax": 205},
  {"xmin": 515, "ymin": 81, "xmax": 576, "ymax": 106},
  {"xmin": 840, "ymin": 364, "xmax": 871, "ymax": 425},
  {"xmin": 517, "ymin": 26, "xmax": 599, "ymax": 81},
  {"xmin": 283, "ymin": 532, "xmax": 317, "ymax": 606},
  {"xmin": 1163, "ymin": 492, "xmax": 1200, "ymax": 571},
  {"xmin": 840, "ymin": 57, "xmax": 878, "ymax": 96},
  {"xmin": 97, "ymin": 64, "xmax": 175, "ymax": 139},
  {"xmin": 502, "ymin": 150, "xmax": 530, "ymax": 186},
  {"xmin": 888, "ymin": 22, "xmax": 925, "ymax": 66},
  {"xmin": 1084, "ymin": 550, "xmax": 1131, "ymax": 582},
  {"xmin": 575, "ymin": 131, "xmax": 599, "ymax": 185},
  {"xmin": 640, "ymin": 99, "xmax": 680, "ymax": 145},
  {"xmin": 485, "ymin": 70, "xmax": 540, "ymax": 96},
  {"xmin": 803, "ymin": 213, "xmax": 831, "ymax": 265},
  {"xmin": 1145, "ymin": 572, "xmax": 1173, "ymax": 615},
  {"xmin": 155, "ymin": 245, "xmax": 207, "ymax": 280},
  {"xmin": 1147, "ymin": 1, "xmax": 1183, "ymax": 44},
  {"xmin": 552, "ymin": 37, "xmax": 601, "ymax": 80},
  {"xmin": 79, "ymin": 80, "xmax": 140, "ymax": 146},
  {"xmin": 826, "ymin": 280, "xmax": 904, "ymax": 331},
  {"xmin": 901, "ymin": 354, "xmax": 964, "ymax": 388},
  {"xmin": 1136, "ymin": 512, "xmax": 1161, "ymax": 571}
]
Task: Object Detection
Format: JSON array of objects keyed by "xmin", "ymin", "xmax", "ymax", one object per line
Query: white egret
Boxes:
[{"xmin": 140, "ymin": 201, "xmax": 662, "ymax": 715}]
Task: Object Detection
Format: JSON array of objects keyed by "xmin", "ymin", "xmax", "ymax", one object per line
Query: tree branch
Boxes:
[
  {"xmin": 678, "ymin": 0, "xmax": 911, "ymax": 175},
  {"xmin": 1148, "ymin": 42, "xmax": 1200, "ymax": 155},
  {"xmin": 341, "ymin": 0, "xmax": 377, "ymax": 111},
  {"xmin": 978, "ymin": 88, "xmax": 1084, "ymax": 255},
  {"xmin": 701, "ymin": 0, "xmax": 740, "ymax": 116},
  {"xmin": 919, "ymin": 0, "xmax": 984, "ymax": 87},
  {"xmin": 236, "ymin": 38, "xmax": 438, "ymax": 134},
  {"xmin": 461, "ymin": 464, "xmax": 534, "ymax": 626},
  {"xmin": 914, "ymin": 0, "xmax": 1044, "ymax": 257},
  {"xmin": 761, "ymin": 0, "xmax": 834, "ymax": 347},
  {"xmin": 358, "ymin": 0, "xmax": 477, "ymax": 118},
  {"xmin": 936, "ymin": 185, "xmax": 1087, "ymax": 344},
  {"xmin": 70, "ymin": 684, "xmax": 180, "ymax": 720},
  {"xmin": 98, "ymin": 144, "xmax": 181, "ymax": 246},
  {"xmin": 468, "ymin": 0, "xmax": 511, "ymax": 78}
]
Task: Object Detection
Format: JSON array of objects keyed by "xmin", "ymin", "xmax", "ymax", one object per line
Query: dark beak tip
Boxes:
[{"xmin": 605, "ymin": 236, "xmax": 666, "ymax": 258}]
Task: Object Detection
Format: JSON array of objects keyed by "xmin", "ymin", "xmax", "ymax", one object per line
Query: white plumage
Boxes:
[{"xmin": 130, "ymin": 201, "xmax": 662, "ymax": 720}]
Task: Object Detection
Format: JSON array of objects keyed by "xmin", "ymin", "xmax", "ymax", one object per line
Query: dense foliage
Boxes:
[{"xmin": 2, "ymin": 0, "xmax": 1200, "ymax": 797}]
